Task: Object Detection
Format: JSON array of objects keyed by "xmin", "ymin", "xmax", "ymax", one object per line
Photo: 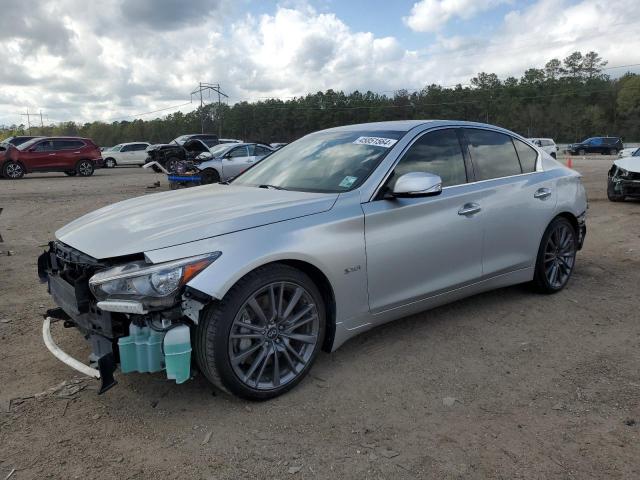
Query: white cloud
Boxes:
[
  {"xmin": 404, "ymin": 0, "xmax": 510, "ymax": 33},
  {"xmin": 0, "ymin": 0, "xmax": 639, "ymax": 126}
]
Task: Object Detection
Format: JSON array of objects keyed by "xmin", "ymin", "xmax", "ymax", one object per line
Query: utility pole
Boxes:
[
  {"xmin": 190, "ymin": 83, "xmax": 228, "ymax": 137},
  {"xmin": 20, "ymin": 110, "xmax": 32, "ymax": 134},
  {"xmin": 39, "ymin": 110, "xmax": 44, "ymax": 129}
]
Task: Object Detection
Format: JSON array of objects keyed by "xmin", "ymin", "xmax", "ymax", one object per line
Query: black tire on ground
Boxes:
[
  {"xmin": 2, "ymin": 161, "xmax": 25, "ymax": 179},
  {"xmin": 195, "ymin": 264, "xmax": 326, "ymax": 400},
  {"xmin": 64, "ymin": 170, "xmax": 77, "ymax": 176},
  {"xmin": 76, "ymin": 160, "xmax": 95, "ymax": 177},
  {"xmin": 607, "ymin": 179, "xmax": 625, "ymax": 202},
  {"xmin": 532, "ymin": 217, "xmax": 577, "ymax": 294},
  {"xmin": 200, "ymin": 168, "xmax": 220, "ymax": 184},
  {"xmin": 104, "ymin": 158, "xmax": 117, "ymax": 168}
]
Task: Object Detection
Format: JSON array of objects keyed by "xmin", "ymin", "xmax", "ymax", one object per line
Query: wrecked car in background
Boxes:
[
  {"xmin": 39, "ymin": 120, "xmax": 587, "ymax": 400},
  {"xmin": 145, "ymin": 137, "xmax": 216, "ymax": 172},
  {"xmin": 607, "ymin": 149, "xmax": 640, "ymax": 201}
]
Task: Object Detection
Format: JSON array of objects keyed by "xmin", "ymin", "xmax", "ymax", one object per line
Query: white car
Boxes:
[
  {"xmin": 617, "ymin": 147, "xmax": 639, "ymax": 158},
  {"xmin": 529, "ymin": 138, "xmax": 558, "ymax": 158},
  {"xmin": 102, "ymin": 142, "xmax": 151, "ymax": 168}
]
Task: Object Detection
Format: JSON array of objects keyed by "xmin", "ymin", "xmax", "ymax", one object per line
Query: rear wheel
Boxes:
[
  {"xmin": 104, "ymin": 158, "xmax": 116, "ymax": 168},
  {"xmin": 607, "ymin": 179, "xmax": 625, "ymax": 202},
  {"xmin": 76, "ymin": 160, "xmax": 94, "ymax": 177},
  {"xmin": 195, "ymin": 264, "xmax": 326, "ymax": 400},
  {"xmin": 532, "ymin": 217, "xmax": 577, "ymax": 294},
  {"xmin": 2, "ymin": 161, "xmax": 24, "ymax": 179}
]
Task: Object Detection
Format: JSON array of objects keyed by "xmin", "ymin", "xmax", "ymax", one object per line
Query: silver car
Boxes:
[
  {"xmin": 196, "ymin": 143, "xmax": 274, "ymax": 182},
  {"xmin": 39, "ymin": 120, "xmax": 587, "ymax": 400}
]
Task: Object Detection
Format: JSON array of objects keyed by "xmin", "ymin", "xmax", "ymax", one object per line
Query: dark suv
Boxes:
[
  {"xmin": 1, "ymin": 137, "xmax": 103, "ymax": 179},
  {"xmin": 568, "ymin": 137, "xmax": 623, "ymax": 156}
]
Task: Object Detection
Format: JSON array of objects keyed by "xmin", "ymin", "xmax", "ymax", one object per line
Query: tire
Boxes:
[
  {"xmin": 550, "ymin": 152, "xmax": 556, "ymax": 159},
  {"xmin": 64, "ymin": 170, "xmax": 77, "ymax": 176},
  {"xmin": 104, "ymin": 158, "xmax": 117, "ymax": 168},
  {"xmin": 195, "ymin": 264, "xmax": 326, "ymax": 400},
  {"xmin": 165, "ymin": 157, "xmax": 179, "ymax": 173},
  {"xmin": 578, "ymin": 149, "xmax": 586, "ymax": 156},
  {"xmin": 200, "ymin": 168, "xmax": 220, "ymax": 185},
  {"xmin": 532, "ymin": 217, "xmax": 577, "ymax": 294},
  {"xmin": 607, "ymin": 179, "xmax": 625, "ymax": 202},
  {"xmin": 76, "ymin": 160, "xmax": 94, "ymax": 177},
  {"xmin": 2, "ymin": 161, "xmax": 25, "ymax": 179}
]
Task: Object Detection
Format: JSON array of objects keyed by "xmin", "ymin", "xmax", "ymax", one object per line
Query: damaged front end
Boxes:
[
  {"xmin": 609, "ymin": 164, "xmax": 640, "ymax": 198},
  {"xmin": 38, "ymin": 241, "xmax": 218, "ymax": 393}
]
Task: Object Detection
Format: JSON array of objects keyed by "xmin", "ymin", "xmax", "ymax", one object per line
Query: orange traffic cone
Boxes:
[{"xmin": 566, "ymin": 156, "xmax": 573, "ymax": 169}]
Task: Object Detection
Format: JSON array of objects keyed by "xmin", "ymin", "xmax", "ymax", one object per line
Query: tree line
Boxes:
[{"xmin": 2, "ymin": 51, "xmax": 639, "ymax": 146}]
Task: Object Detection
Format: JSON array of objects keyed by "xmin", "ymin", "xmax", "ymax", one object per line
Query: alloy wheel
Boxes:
[
  {"xmin": 105, "ymin": 159, "xmax": 115, "ymax": 168},
  {"xmin": 5, "ymin": 162, "xmax": 23, "ymax": 178},
  {"xmin": 543, "ymin": 224, "xmax": 576, "ymax": 289},
  {"xmin": 228, "ymin": 281, "xmax": 319, "ymax": 390},
  {"xmin": 78, "ymin": 161, "xmax": 93, "ymax": 176}
]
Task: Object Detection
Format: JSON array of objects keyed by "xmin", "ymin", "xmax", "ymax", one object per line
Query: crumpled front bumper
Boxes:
[{"xmin": 42, "ymin": 316, "xmax": 100, "ymax": 379}]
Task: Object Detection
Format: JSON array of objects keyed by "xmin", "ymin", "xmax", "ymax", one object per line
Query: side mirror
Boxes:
[{"xmin": 391, "ymin": 172, "xmax": 442, "ymax": 198}]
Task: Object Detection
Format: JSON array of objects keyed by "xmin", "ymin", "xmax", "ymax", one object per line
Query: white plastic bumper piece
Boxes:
[{"xmin": 42, "ymin": 317, "xmax": 100, "ymax": 379}]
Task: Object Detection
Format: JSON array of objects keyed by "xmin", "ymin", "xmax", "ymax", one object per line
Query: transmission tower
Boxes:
[{"xmin": 190, "ymin": 82, "xmax": 229, "ymax": 136}]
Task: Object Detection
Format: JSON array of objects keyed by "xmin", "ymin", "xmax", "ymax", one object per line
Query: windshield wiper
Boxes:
[{"xmin": 258, "ymin": 184, "xmax": 285, "ymax": 190}]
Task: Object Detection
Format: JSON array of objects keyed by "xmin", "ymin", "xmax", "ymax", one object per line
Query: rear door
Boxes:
[
  {"xmin": 363, "ymin": 128, "xmax": 484, "ymax": 312},
  {"xmin": 462, "ymin": 128, "xmax": 556, "ymax": 277},
  {"xmin": 53, "ymin": 140, "xmax": 84, "ymax": 169}
]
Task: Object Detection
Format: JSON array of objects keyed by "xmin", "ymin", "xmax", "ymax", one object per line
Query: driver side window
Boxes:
[
  {"xmin": 390, "ymin": 129, "xmax": 467, "ymax": 189},
  {"xmin": 34, "ymin": 140, "xmax": 55, "ymax": 152},
  {"xmin": 229, "ymin": 147, "xmax": 248, "ymax": 158}
]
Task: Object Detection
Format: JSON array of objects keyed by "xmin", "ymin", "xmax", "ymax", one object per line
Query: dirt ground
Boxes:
[{"xmin": 1, "ymin": 158, "xmax": 639, "ymax": 479}]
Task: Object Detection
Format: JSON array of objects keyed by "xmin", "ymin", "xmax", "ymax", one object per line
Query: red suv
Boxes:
[{"xmin": 1, "ymin": 137, "xmax": 103, "ymax": 179}]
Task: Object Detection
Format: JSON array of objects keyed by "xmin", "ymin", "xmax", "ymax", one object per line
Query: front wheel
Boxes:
[
  {"xmin": 76, "ymin": 160, "xmax": 94, "ymax": 177},
  {"xmin": 2, "ymin": 161, "xmax": 24, "ymax": 179},
  {"xmin": 195, "ymin": 264, "xmax": 326, "ymax": 400},
  {"xmin": 104, "ymin": 158, "xmax": 117, "ymax": 168},
  {"xmin": 200, "ymin": 168, "xmax": 220, "ymax": 184},
  {"xmin": 165, "ymin": 157, "xmax": 179, "ymax": 173},
  {"xmin": 532, "ymin": 217, "xmax": 577, "ymax": 294}
]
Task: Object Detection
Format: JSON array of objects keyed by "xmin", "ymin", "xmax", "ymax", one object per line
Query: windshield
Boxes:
[
  {"xmin": 209, "ymin": 144, "xmax": 231, "ymax": 156},
  {"xmin": 233, "ymin": 130, "xmax": 405, "ymax": 193},
  {"xmin": 16, "ymin": 138, "xmax": 41, "ymax": 151}
]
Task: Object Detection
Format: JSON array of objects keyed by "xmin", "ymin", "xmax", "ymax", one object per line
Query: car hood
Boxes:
[
  {"xmin": 56, "ymin": 185, "xmax": 338, "ymax": 259},
  {"xmin": 614, "ymin": 157, "xmax": 640, "ymax": 173}
]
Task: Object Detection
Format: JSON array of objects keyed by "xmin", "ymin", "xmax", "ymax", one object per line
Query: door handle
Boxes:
[
  {"xmin": 534, "ymin": 188, "xmax": 552, "ymax": 200},
  {"xmin": 48, "ymin": 153, "xmax": 56, "ymax": 156},
  {"xmin": 458, "ymin": 203, "xmax": 481, "ymax": 216}
]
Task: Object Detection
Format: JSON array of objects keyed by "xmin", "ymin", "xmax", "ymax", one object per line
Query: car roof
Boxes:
[
  {"xmin": 120, "ymin": 141, "xmax": 149, "ymax": 145},
  {"xmin": 317, "ymin": 120, "xmax": 524, "ymax": 138}
]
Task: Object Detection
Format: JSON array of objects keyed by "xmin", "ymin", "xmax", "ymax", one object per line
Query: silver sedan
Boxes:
[{"xmin": 40, "ymin": 120, "xmax": 587, "ymax": 400}]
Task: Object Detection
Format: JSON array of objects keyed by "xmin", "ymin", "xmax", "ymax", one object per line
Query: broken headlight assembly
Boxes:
[{"xmin": 89, "ymin": 252, "xmax": 221, "ymax": 311}]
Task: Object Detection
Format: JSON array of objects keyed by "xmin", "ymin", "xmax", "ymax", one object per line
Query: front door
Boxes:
[
  {"xmin": 22, "ymin": 139, "xmax": 57, "ymax": 171},
  {"xmin": 363, "ymin": 128, "xmax": 484, "ymax": 313},
  {"xmin": 222, "ymin": 146, "xmax": 250, "ymax": 179}
]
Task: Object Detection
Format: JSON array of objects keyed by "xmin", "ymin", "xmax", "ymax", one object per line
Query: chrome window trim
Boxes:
[{"xmin": 364, "ymin": 123, "xmax": 543, "ymax": 202}]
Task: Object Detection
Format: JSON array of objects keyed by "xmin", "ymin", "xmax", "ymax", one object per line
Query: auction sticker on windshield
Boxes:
[
  {"xmin": 339, "ymin": 176, "xmax": 358, "ymax": 188},
  {"xmin": 353, "ymin": 136, "xmax": 398, "ymax": 148}
]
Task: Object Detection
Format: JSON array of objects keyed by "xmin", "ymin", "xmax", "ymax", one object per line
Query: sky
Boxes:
[{"xmin": 1, "ymin": 0, "xmax": 638, "ymax": 126}]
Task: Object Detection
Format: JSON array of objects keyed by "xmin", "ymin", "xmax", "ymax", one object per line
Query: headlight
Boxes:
[
  {"xmin": 617, "ymin": 167, "xmax": 630, "ymax": 178},
  {"xmin": 89, "ymin": 252, "xmax": 221, "ymax": 305}
]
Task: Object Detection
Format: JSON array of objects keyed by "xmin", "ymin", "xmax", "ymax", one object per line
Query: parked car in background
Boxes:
[
  {"xmin": 146, "ymin": 138, "xmax": 212, "ymax": 172},
  {"xmin": 171, "ymin": 134, "xmax": 219, "ymax": 146},
  {"xmin": 195, "ymin": 142, "xmax": 274, "ymax": 183},
  {"xmin": 567, "ymin": 136, "xmax": 623, "ymax": 156},
  {"xmin": 608, "ymin": 148, "xmax": 640, "ymax": 201},
  {"xmin": 617, "ymin": 147, "xmax": 639, "ymax": 158},
  {"xmin": 1, "ymin": 137, "xmax": 103, "ymax": 179},
  {"xmin": 218, "ymin": 138, "xmax": 243, "ymax": 144},
  {"xmin": 270, "ymin": 142, "xmax": 288, "ymax": 149},
  {"xmin": 39, "ymin": 120, "xmax": 586, "ymax": 400},
  {"xmin": 529, "ymin": 138, "xmax": 558, "ymax": 158},
  {"xmin": 1, "ymin": 135, "xmax": 42, "ymax": 146},
  {"xmin": 102, "ymin": 142, "xmax": 151, "ymax": 168}
]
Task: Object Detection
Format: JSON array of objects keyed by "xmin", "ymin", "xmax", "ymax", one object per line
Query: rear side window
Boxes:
[
  {"xmin": 133, "ymin": 143, "xmax": 148, "ymax": 151},
  {"xmin": 255, "ymin": 146, "xmax": 272, "ymax": 156},
  {"xmin": 513, "ymin": 139, "xmax": 538, "ymax": 173},
  {"xmin": 465, "ymin": 129, "xmax": 522, "ymax": 181},
  {"xmin": 54, "ymin": 140, "xmax": 85, "ymax": 150},
  {"xmin": 392, "ymin": 128, "xmax": 467, "ymax": 188}
]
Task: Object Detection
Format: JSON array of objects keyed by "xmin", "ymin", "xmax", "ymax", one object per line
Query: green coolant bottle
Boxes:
[{"xmin": 163, "ymin": 325, "xmax": 192, "ymax": 384}]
